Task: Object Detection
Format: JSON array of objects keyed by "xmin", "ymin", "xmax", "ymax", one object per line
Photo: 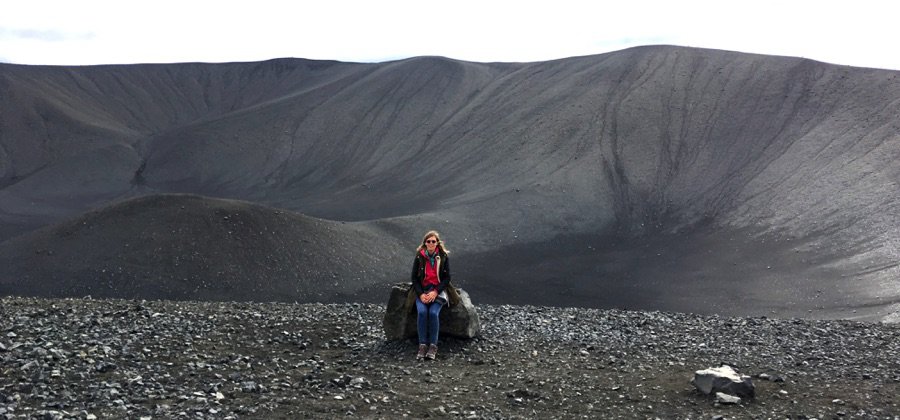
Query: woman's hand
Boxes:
[{"xmin": 420, "ymin": 291, "xmax": 438, "ymax": 303}]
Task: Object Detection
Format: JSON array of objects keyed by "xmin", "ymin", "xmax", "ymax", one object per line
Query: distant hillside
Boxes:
[
  {"xmin": 2, "ymin": 46, "xmax": 899, "ymax": 320},
  {"xmin": 0, "ymin": 194, "xmax": 407, "ymax": 302}
]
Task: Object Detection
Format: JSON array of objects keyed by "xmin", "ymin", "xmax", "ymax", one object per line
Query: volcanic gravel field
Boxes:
[{"xmin": 2, "ymin": 296, "xmax": 899, "ymax": 419}]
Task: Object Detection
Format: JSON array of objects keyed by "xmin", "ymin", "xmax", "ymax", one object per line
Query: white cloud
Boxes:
[{"xmin": 0, "ymin": 28, "xmax": 94, "ymax": 42}]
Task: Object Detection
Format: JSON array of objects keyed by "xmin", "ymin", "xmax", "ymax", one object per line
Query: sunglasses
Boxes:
[{"xmin": 425, "ymin": 239, "xmax": 438, "ymax": 244}]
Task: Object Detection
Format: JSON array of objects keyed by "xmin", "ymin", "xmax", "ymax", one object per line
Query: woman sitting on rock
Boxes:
[{"xmin": 411, "ymin": 230, "xmax": 451, "ymax": 360}]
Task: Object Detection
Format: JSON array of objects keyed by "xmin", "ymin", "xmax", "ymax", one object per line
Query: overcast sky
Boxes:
[{"xmin": 1, "ymin": 0, "xmax": 897, "ymax": 70}]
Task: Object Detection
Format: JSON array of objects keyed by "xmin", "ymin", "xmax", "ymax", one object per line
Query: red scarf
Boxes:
[{"xmin": 420, "ymin": 249, "xmax": 440, "ymax": 288}]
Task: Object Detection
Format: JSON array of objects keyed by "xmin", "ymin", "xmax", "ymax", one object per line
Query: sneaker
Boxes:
[
  {"xmin": 416, "ymin": 344, "xmax": 427, "ymax": 360},
  {"xmin": 425, "ymin": 344, "xmax": 438, "ymax": 360}
]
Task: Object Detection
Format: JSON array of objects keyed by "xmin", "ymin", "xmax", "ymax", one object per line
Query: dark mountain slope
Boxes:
[
  {"xmin": 1, "ymin": 46, "xmax": 899, "ymax": 320},
  {"xmin": 0, "ymin": 59, "xmax": 371, "ymax": 237},
  {"xmin": 0, "ymin": 193, "xmax": 407, "ymax": 302}
]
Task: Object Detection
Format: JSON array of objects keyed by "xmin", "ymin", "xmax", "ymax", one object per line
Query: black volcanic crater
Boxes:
[{"xmin": 1, "ymin": 46, "xmax": 899, "ymax": 320}]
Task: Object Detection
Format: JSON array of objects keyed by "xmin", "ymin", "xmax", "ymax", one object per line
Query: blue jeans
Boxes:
[{"xmin": 415, "ymin": 297, "xmax": 443, "ymax": 344}]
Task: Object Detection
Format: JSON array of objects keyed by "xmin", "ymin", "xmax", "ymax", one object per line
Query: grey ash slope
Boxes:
[
  {"xmin": 0, "ymin": 58, "xmax": 367, "ymax": 237},
  {"xmin": 0, "ymin": 194, "xmax": 405, "ymax": 303},
  {"xmin": 1, "ymin": 46, "xmax": 899, "ymax": 319}
]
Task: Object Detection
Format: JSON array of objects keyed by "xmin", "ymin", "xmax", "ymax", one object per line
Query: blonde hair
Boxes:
[{"xmin": 416, "ymin": 230, "xmax": 449, "ymax": 254}]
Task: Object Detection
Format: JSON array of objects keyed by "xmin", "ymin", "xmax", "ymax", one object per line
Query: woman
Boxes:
[{"xmin": 411, "ymin": 230, "xmax": 451, "ymax": 360}]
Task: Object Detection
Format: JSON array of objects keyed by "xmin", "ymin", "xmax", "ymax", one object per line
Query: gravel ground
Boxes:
[{"xmin": 1, "ymin": 296, "xmax": 899, "ymax": 419}]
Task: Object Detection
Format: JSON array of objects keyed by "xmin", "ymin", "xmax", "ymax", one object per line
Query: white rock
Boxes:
[
  {"xmin": 691, "ymin": 365, "xmax": 755, "ymax": 398},
  {"xmin": 697, "ymin": 366, "xmax": 742, "ymax": 383},
  {"xmin": 716, "ymin": 392, "xmax": 741, "ymax": 404}
]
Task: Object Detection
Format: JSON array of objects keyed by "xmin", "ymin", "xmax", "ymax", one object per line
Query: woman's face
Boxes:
[{"xmin": 424, "ymin": 236, "xmax": 438, "ymax": 252}]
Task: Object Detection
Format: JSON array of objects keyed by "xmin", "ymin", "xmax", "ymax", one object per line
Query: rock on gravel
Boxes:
[
  {"xmin": 383, "ymin": 283, "xmax": 481, "ymax": 340},
  {"xmin": 1, "ymin": 296, "xmax": 899, "ymax": 419},
  {"xmin": 692, "ymin": 365, "xmax": 755, "ymax": 398}
]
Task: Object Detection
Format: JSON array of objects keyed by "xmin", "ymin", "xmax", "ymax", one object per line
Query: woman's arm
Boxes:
[
  {"xmin": 436, "ymin": 254, "xmax": 451, "ymax": 293},
  {"xmin": 410, "ymin": 256, "xmax": 425, "ymax": 295}
]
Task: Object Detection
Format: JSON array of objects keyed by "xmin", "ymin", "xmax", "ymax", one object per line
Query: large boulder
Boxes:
[
  {"xmin": 383, "ymin": 283, "xmax": 480, "ymax": 340},
  {"xmin": 691, "ymin": 365, "xmax": 755, "ymax": 399}
]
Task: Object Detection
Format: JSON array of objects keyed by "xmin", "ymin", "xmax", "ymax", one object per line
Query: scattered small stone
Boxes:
[
  {"xmin": 758, "ymin": 372, "xmax": 785, "ymax": 382},
  {"xmin": 95, "ymin": 362, "xmax": 117, "ymax": 373},
  {"xmin": 240, "ymin": 382, "xmax": 259, "ymax": 393}
]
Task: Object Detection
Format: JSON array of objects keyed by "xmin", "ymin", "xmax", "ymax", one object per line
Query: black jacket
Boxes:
[{"xmin": 411, "ymin": 249, "xmax": 451, "ymax": 295}]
